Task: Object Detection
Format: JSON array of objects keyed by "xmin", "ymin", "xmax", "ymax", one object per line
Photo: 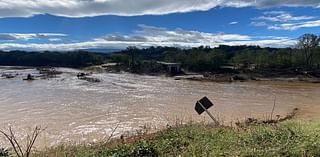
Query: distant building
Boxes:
[{"xmin": 157, "ymin": 61, "xmax": 182, "ymax": 75}]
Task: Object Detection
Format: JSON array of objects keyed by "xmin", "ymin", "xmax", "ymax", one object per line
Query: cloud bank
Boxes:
[
  {"xmin": 268, "ymin": 20, "xmax": 320, "ymax": 30},
  {"xmin": 0, "ymin": 25, "xmax": 297, "ymax": 51},
  {"xmin": 0, "ymin": 33, "xmax": 67, "ymax": 41},
  {"xmin": 0, "ymin": 0, "xmax": 319, "ymax": 18},
  {"xmin": 252, "ymin": 11, "xmax": 320, "ymax": 30},
  {"xmin": 254, "ymin": 11, "xmax": 315, "ymax": 22}
]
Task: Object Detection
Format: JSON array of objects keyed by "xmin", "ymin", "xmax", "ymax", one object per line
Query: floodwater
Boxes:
[{"xmin": 1, "ymin": 66, "xmax": 320, "ymax": 147}]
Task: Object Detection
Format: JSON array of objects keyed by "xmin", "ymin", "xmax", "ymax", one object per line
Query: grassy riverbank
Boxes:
[{"xmin": 31, "ymin": 120, "xmax": 320, "ymax": 157}]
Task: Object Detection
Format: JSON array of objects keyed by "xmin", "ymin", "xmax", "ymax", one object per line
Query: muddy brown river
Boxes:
[{"xmin": 1, "ymin": 66, "xmax": 320, "ymax": 147}]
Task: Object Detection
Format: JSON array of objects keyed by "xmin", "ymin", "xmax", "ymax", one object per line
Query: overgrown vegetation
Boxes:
[{"xmin": 32, "ymin": 120, "xmax": 320, "ymax": 157}]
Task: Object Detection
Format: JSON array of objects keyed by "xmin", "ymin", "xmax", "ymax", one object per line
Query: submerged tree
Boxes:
[
  {"xmin": 297, "ymin": 34, "xmax": 320, "ymax": 68},
  {"xmin": 127, "ymin": 46, "xmax": 138, "ymax": 71}
]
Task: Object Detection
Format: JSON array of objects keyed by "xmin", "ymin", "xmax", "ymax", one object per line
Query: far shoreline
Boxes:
[
  {"xmin": 83, "ymin": 64, "xmax": 320, "ymax": 84},
  {"xmin": 2, "ymin": 65, "xmax": 320, "ymax": 84}
]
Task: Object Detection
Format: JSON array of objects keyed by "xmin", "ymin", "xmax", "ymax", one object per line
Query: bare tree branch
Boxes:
[
  {"xmin": 0, "ymin": 126, "xmax": 44, "ymax": 157},
  {"xmin": 106, "ymin": 123, "xmax": 120, "ymax": 143}
]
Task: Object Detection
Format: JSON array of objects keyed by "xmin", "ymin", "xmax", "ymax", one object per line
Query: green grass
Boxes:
[{"xmin": 30, "ymin": 120, "xmax": 320, "ymax": 157}]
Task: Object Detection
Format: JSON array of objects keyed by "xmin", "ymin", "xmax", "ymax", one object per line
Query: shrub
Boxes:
[{"xmin": 0, "ymin": 148, "xmax": 10, "ymax": 157}]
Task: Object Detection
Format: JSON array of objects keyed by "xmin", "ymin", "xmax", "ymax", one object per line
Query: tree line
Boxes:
[
  {"xmin": 111, "ymin": 34, "xmax": 320, "ymax": 73},
  {"xmin": 0, "ymin": 50, "xmax": 107, "ymax": 67}
]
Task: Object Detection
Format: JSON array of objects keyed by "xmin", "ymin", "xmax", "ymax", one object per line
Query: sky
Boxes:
[{"xmin": 0, "ymin": 0, "xmax": 319, "ymax": 51}]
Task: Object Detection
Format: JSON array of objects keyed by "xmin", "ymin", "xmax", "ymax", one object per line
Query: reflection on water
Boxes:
[{"xmin": 1, "ymin": 66, "xmax": 320, "ymax": 146}]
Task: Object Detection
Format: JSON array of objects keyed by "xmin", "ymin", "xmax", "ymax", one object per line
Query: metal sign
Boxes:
[
  {"xmin": 195, "ymin": 97, "xmax": 219, "ymax": 125},
  {"xmin": 195, "ymin": 96, "xmax": 213, "ymax": 115}
]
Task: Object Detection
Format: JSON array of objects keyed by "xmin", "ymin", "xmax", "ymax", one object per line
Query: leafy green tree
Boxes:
[
  {"xmin": 254, "ymin": 49, "xmax": 270, "ymax": 69},
  {"xmin": 111, "ymin": 53, "xmax": 130, "ymax": 65},
  {"xmin": 208, "ymin": 50, "xmax": 226, "ymax": 70}
]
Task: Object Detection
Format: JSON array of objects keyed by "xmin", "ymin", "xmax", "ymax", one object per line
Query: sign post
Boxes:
[{"xmin": 195, "ymin": 97, "xmax": 219, "ymax": 125}]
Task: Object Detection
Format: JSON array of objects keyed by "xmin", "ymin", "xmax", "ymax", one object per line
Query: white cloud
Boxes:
[
  {"xmin": 255, "ymin": 12, "xmax": 315, "ymax": 22},
  {"xmin": 97, "ymin": 24, "xmax": 251, "ymax": 44},
  {"xmin": 0, "ymin": 25, "xmax": 297, "ymax": 51},
  {"xmin": 48, "ymin": 38, "xmax": 63, "ymax": 42},
  {"xmin": 0, "ymin": 33, "xmax": 67, "ymax": 41},
  {"xmin": 252, "ymin": 11, "xmax": 320, "ymax": 30},
  {"xmin": 229, "ymin": 21, "xmax": 239, "ymax": 25},
  {"xmin": 0, "ymin": 0, "xmax": 220, "ymax": 18},
  {"xmin": 263, "ymin": 11, "xmax": 286, "ymax": 15},
  {"xmin": 223, "ymin": 38, "xmax": 296, "ymax": 48},
  {"xmin": 0, "ymin": 0, "xmax": 319, "ymax": 18},
  {"xmin": 250, "ymin": 21, "xmax": 268, "ymax": 27},
  {"xmin": 224, "ymin": 0, "xmax": 320, "ymax": 8},
  {"xmin": 268, "ymin": 20, "xmax": 320, "ymax": 30}
]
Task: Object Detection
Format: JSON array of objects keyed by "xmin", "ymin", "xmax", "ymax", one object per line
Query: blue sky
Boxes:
[{"xmin": 0, "ymin": 0, "xmax": 319, "ymax": 51}]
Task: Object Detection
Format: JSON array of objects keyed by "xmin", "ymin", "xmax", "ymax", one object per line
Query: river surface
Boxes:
[{"xmin": 1, "ymin": 66, "xmax": 320, "ymax": 147}]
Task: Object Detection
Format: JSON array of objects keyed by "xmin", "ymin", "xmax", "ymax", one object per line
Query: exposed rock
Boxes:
[
  {"xmin": 38, "ymin": 68, "xmax": 63, "ymax": 79},
  {"xmin": 77, "ymin": 72, "xmax": 91, "ymax": 78},
  {"xmin": 1, "ymin": 73, "xmax": 16, "ymax": 79},
  {"xmin": 23, "ymin": 74, "xmax": 35, "ymax": 81},
  {"xmin": 79, "ymin": 76, "xmax": 101, "ymax": 83},
  {"xmin": 232, "ymin": 74, "xmax": 250, "ymax": 81}
]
